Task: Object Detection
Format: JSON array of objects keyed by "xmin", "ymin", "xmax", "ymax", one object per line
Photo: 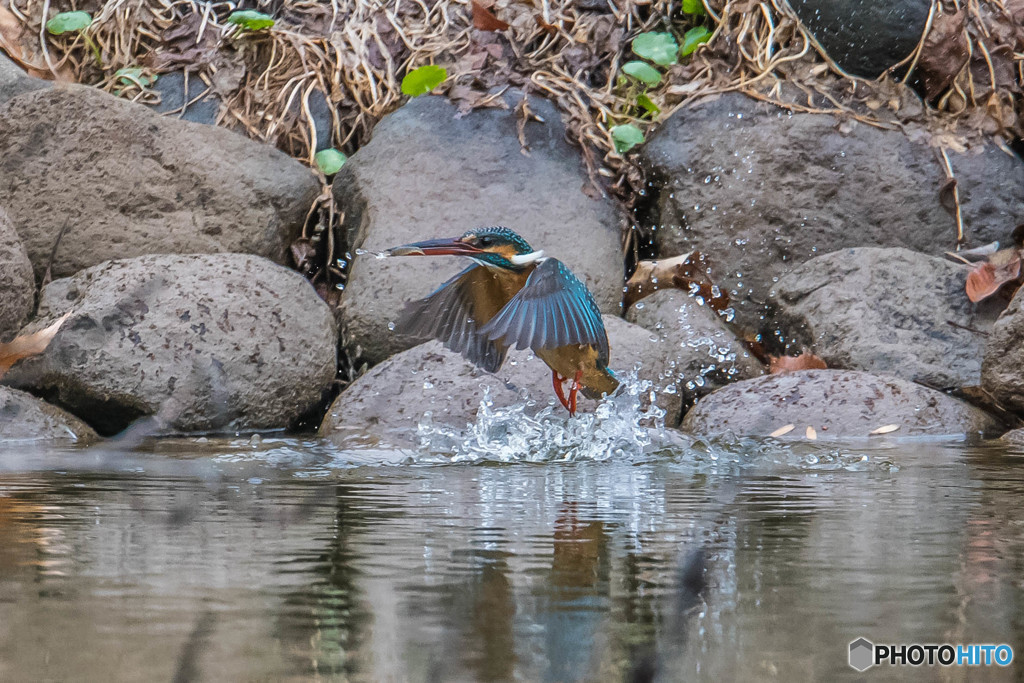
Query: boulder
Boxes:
[
  {"xmin": 0, "ymin": 208, "xmax": 34, "ymax": 341},
  {"xmin": 768, "ymin": 247, "xmax": 996, "ymax": 388},
  {"xmin": 334, "ymin": 93, "xmax": 626, "ymax": 365},
  {"xmin": 0, "ymin": 386, "xmax": 97, "ymax": 444},
  {"xmin": 4, "ymin": 254, "xmax": 337, "ymax": 435},
  {"xmin": 640, "ymin": 92, "xmax": 1024, "ymax": 330},
  {"xmin": 789, "ymin": 0, "xmax": 929, "ymax": 78},
  {"xmin": 0, "ymin": 52, "xmax": 47, "ymax": 106},
  {"xmin": 1000, "ymin": 428, "xmax": 1024, "ymax": 447},
  {"xmin": 0, "ymin": 84, "xmax": 319, "ymax": 282},
  {"xmin": 625, "ymin": 289, "xmax": 764, "ymax": 411},
  {"xmin": 681, "ymin": 369, "xmax": 998, "ymax": 438},
  {"xmin": 982, "ymin": 289, "xmax": 1024, "ymax": 415},
  {"xmin": 321, "ymin": 315, "xmax": 686, "ymax": 449}
]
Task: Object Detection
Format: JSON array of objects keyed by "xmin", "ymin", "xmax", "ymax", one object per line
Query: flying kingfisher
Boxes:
[{"xmin": 387, "ymin": 227, "xmax": 619, "ymax": 415}]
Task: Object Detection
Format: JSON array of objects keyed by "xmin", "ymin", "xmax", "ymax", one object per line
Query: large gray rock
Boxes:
[
  {"xmin": 982, "ymin": 289, "xmax": 1024, "ymax": 415},
  {"xmin": 769, "ymin": 247, "xmax": 995, "ymax": 389},
  {"xmin": 789, "ymin": 0, "xmax": 929, "ymax": 78},
  {"xmin": 321, "ymin": 316, "xmax": 685, "ymax": 448},
  {"xmin": 625, "ymin": 289, "xmax": 764, "ymax": 411},
  {"xmin": 0, "ymin": 208, "xmax": 34, "ymax": 342},
  {"xmin": 4, "ymin": 254, "xmax": 337, "ymax": 435},
  {"xmin": 335, "ymin": 94, "xmax": 626, "ymax": 365},
  {"xmin": 0, "ymin": 84, "xmax": 319, "ymax": 282},
  {"xmin": 0, "ymin": 52, "xmax": 47, "ymax": 106},
  {"xmin": 641, "ymin": 92, "xmax": 1024, "ymax": 330},
  {"xmin": 681, "ymin": 369, "xmax": 998, "ymax": 438},
  {"xmin": 0, "ymin": 386, "xmax": 97, "ymax": 444}
]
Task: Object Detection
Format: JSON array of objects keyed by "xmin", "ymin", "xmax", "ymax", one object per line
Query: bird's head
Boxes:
[{"xmin": 388, "ymin": 226, "xmax": 544, "ymax": 271}]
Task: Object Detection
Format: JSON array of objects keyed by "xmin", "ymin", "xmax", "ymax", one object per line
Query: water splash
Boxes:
[{"xmin": 411, "ymin": 371, "xmax": 680, "ymax": 463}]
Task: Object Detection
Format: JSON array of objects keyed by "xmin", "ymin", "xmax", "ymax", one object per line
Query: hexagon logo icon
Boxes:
[{"xmin": 849, "ymin": 637, "xmax": 874, "ymax": 671}]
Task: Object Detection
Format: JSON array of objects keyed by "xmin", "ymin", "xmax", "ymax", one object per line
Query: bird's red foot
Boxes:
[
  {"xmin": 552, "ymin": 370, "xmax": 571, "ymax": 412},
  {"xmin": 567, "ymin": 370, "xmax": 583, "ymax": 417}
]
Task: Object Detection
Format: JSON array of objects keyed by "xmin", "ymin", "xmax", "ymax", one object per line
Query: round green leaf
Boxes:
[
  {"xmin": 314, "ymin": 148, "xmax": 348, "ymax": 175},
  {"xmin": 681, "ymin": 26, "xmax": 712, "ymax": 56},
  {"xmin": 611, "ymin": 124, "xmax": 644, "ymax": 154},
  {"xmin": 46, "ymin": 11, "xmax": 92, "ymax": 35},
  {"xmin": 682, "ymin": 0, "xmax": 705, "ymax": 15},
  {"xmin": 401, "ymin": 65, "xmax": 447, "ymax": 97},
  {"xmin": 631, "ymin": 32, "xmax": 678, "ymax": 66},
  {"xmin": 622, "ymin": 61, "xmax": 662, "ymax": 86},
  {"xmin": 226, "ymin": 10, "xmax": 276, "ymax": 31}
]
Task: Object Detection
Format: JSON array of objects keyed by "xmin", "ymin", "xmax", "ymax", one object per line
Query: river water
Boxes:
[{"xmin": 0, "ymin": 413, "xmax": 1022, "ymax": 681}]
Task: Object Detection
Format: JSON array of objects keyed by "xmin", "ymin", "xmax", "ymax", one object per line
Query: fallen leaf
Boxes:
[
  {"xmin": 534, "ymin": 15, "xmax": 558, "ymax": 34},
  {"xmin": 915, "ymin": 9, "xmax": 969, "ymax": 100},
  {"xmin": 869, "ymin": 424, "xmax": 901, "ymax": 435},
  {"xmin": 769, "ymin": 353, "xmax": 827, "ymax": 374},
  {"xmin": 624, "ymin": 251, "xmax": 730, "ymax": 311},
  {"xmin": 0, "ymin": 313, "xmax": 70, "ymax": 379},
  {"xmin": 966, "ymin": 249, "xmax": 1021, "ymax": 302},
  {"xmin": 805, "ymin": 426, "xmax": 817, "ymax": 440},
  {"xmin": 769, "ymin": 424, "xmax": 795, "ymax": 437},
  {"xmin": 0, "ymin": 4, "xmax": 72, "ymax": 80},
  {"xmin": 471, "ymin": 0, "xmax": 509, "ymax": 31}
]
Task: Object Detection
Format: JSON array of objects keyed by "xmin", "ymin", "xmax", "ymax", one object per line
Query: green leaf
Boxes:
[
  {"xmin": 682, "ymin": 0, "xmax": 705, "ymax": 15},
  {"xmin": 611, "ymin": 124, "xmax": 644, "ymax": 154},
  {"xmin": 114, "ymin": 67, "xmax": 156, "ymax": 87},
  {"xmin": 621, "ymin": 61, "xmax": 662, "ymax": 86},
  {"xmin": 46, "ymin": 11, "xmax": 92, "ymax": 35},
  {"xmin": 226, "ymin": 10, "xmax": 276, "ymax": 31},
  {"xmin": 314, "ymin": 148, "xmax": 348, "ymax": 175},
  {"xmin": 681, "ymin": 26, "xmax": 712, "ymax": 56},
  {"xmin": 631, "ymin": 32, "xmax": 678, "ymax": 66},
  {"xmin": 636, "ymin": 93, "xmax": 660, "ymax": 117},
  {"xmin": 401, "ymin": 64, "xmax": 447, "ymax": 97}
]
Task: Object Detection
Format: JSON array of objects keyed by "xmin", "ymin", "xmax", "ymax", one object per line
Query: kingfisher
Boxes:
[{"xmin": 387, "ymin": 227, "xmax": 619, "ymax": 415}]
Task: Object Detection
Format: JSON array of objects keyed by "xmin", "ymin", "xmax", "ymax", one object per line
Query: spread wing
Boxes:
[
  {"xmin": 395, "ymin": 266, "xmax": 511, "ymax": 373},
  {"xmin": 479, "ymin": 258, "xmax": 609, "ymax": 363}
]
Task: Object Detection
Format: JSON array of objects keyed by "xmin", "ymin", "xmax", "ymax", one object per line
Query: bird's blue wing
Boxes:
[
  {"xmin": 479, "ymin": 258, "xmax": 609, "ymax": 363},
  {"xmin": 396, "ymin": 266, "xmax": 509, "ymax": 373}
]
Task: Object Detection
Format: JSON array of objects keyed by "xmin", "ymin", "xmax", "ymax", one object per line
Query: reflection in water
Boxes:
[{"xmin": 0, "ymin": 442, "xmax": 1021, "ymax": 681}]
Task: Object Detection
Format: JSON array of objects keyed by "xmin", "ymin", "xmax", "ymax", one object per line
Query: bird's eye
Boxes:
[{"xmin": 478, "ymin": 236, "xmax": 493, "ymax": 247}]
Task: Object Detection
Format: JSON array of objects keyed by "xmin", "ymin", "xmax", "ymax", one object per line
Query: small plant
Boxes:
[
  {"xmin": 46, "ymin": 11, "xmax": 101, "ymax": 65},
  {"xmin": 314, "ymin": 148, "xmax": 348, "ymax": 175},
  {"xmin": 621, "ymin": 61, "xmax": 662, "ymax": 87},
  {"xmin": 630, "ymin": 32, "xmax": 679, "ymax": 66},
  {"xmin": 681, "ymin": 26, "xmax": 712, "ymax": 56},
  {"xmin": 112, "ymin": 67, "xmax": 157, "ymax": 95},
  {"xmin": 611, "ymin": 124, "xmax": 644, "ymax": 154},
  {"xmin": 226, "ymin": 10, "xmax": 276, "ymax": 31},
  {"xmin": 401, "ymin": 65, "xmax": 447, "ymax": 97},
  {"xmin": 682, "ymin": 0, "xmax": 705, "ymax": 16}
]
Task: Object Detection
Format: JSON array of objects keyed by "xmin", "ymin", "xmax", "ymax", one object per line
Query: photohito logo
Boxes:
[{"xmin": 849, "ymin": 638, "xmax": 1013, "ymax": 671}]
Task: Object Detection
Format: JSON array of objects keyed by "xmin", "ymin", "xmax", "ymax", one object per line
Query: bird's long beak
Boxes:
[{"xmin": 387, "ymin": 237, "xmax": 483, "ymax": 257}]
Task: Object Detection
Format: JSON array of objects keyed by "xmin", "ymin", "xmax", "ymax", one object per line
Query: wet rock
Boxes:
[
  {"xmin": 999, "ymin": 428, "xmax": 1024, "ymax": 446},
  {"xmin": 769, "ymin": 247, "xmax": 996, "ymax": 389},
  {"xmin": 321, "ymin": 316, "xmax": 682, "ymax": 449},
  {"xmin": 0, "ymin": 209, "xmax": 35, "ymax": 342},
  {"xmin": 0, "ymin": 386, "xmax": 97, "ymax": 444},
  {"xmin": 335, "ymin": 93, "xmax": 626, "ymax": 365},
  {"xmin": 981, "ymin": 289, "xmax": 1024, "ymax": 416},
  {"xmin": 5, "ymin": 254, "xmax": 337, "ymax": 435},
  {"xmin": 625, "ymin": 289, "xmax": 764, "ymax": 411},
  {"xmin": 0, "ymin": 84, "xmax": 319, "ymax": 281},
  {"xmin": 641, "ymin": 92, "xmax": 1024, "ymax": 330},
  {"xmin": 789, "ymin": 0, "xmax": 929, "ymax": 78},
  {"xmin": 681, "ymin": 369, "xmax": 997, "ymax": 438},
  {"xmin": 151, "ymin": 70, "xmax": 221, "ymax": 125}
]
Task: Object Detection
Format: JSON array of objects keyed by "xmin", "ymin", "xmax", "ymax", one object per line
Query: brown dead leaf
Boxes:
[
  {"xmin": 916, "ymin": 9, "xmax": 969, "ymax": 100},
  {"xmin": 805, "ymin": 426, "xmax": 817, "ymax": 440},
  {"xmin": 869, "ymin": 424, "xmax": 901, "ymax": 435},
  {"xmin": 472, "ymin": 0, "xmax": 509, "ymax": 31},
  {"xmin": 624, "ymin": 251, "xmax": 729, "ymax": 312},
  {"xmin": 535, "ymin": 15, "xmax": 558, "ymax": 35},
  {"xmin": 0, "ymin": 313, "xmax": 70, "ymax": 379},
  {"xmin": 769, "ymin": 353, "xmax": 827, "ymax": 374},
  {"xmin": 0, "ymin": 5, "xmax": 71, "ymax": 80},
  {"xmin": 966, "ymin": 249, "xmax": 1021, "ymax": 302},
  {"xmin": 769, "ymin": 424, "xmax": 795, "ymax": 437}
]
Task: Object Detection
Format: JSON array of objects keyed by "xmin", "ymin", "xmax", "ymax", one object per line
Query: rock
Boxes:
[
  {"xmin": 0, "ymin": 52, "xmax": 47, "ymax": 106},
  {"xmin": 769, "ymin": 247, "xmax": 997, "ymax": 388},
  {"xmin": 1000, "ymin": 428, "xmax": 1024, "ymax": 446},
  {"xmin": 321, "ymin": 316, "xmax": 687, "ymax": 448},
  {"xmin": 0, "ymin": 209, "xmax": 35, "ymax": 342},
  {"xmin": 0, "ymin": 84, "xmax": 319, "ymax": 282},
  {"xmin": 0, "ymin": 386, "xmax": 97, "ymax": 444},
  {"xmin": 982, "ymin": 289, "xmax": 1024, "ymax": 416},
  {"xmin": 151, "ymin": 70, "xmax": 221, "ymax": 125},
  {"xmin": 789, "ymin": 0, "xmax": 929, "ymax": 78},
  {"xmin": 4, "ymin": 254, "xmax": 337, "ymax": 435},
  {"xmin": 625, "ymin": 289, "xmax": 764, "ymax": 410},
  {"xmin": 334, "ymin": 93, "xmax": 626, "ymax": 365},
  {"xmin": 681, "ymin": 369, "xmax": 998, "ymax": 438},
  {"xmin": 640, "ymin": 92, "xmax": 1024, "ymax": 330}
]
